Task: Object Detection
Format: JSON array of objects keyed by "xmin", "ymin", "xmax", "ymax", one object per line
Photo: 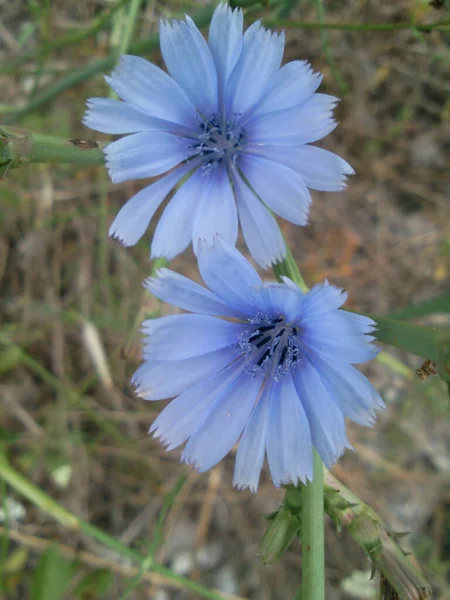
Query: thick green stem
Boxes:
[
  {"xmin": 301, "ymin": 450, "xmax": 325, "ymax": 599},
  {"xmin": 0, "ymin": 126, "xmax": 105, "ymax": 174},
  {"xmin": 273, "ymin": 248, "xmax": 325, "ymax": 599}
]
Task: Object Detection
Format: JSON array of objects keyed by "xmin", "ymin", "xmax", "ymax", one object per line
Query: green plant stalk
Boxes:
[
  {"xmin": 323, "ymin": 471, "xmax": 431, "ymax": 600},
  {"xmin": 0, "ymin": 454, "xmax": 234, "ymax": 600},
  {"xmin": 274, "ymin": 249, "xmax": 325, "ymax": 600},
  {"xmin": 301, "ymin": 450, "xmax": 325, "ymax": 599},
  {"xmin": 0, "ymin": 126, "xmax": 105, "ymax": 172}
]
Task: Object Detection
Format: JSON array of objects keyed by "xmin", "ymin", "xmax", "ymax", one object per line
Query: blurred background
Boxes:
[{"xmin": 0, "ymin": 0, "xmax": 449, "ymax": 598}]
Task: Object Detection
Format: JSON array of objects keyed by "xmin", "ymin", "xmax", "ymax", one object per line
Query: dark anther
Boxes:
[
  {"xmin": 257, "ymin": 324, "xmax": 276, "ymax": 333},
  {"xmin": 274, "ymin": 328, "xmax": 285, "ymax": 340},
  {"xmin": 256, "ymin": 336, "xmax": 271, "ymax": 349},
  {"xmin": 278, "ymin": 346, "xmax": 288, "ymax": 367},
  {"xmin": 248, "ymin": 331, "xmax": 263, "ymax": 343},
  {"xmin": 257, "ymin": 349, "xmax": 271, "ymax": 367}
]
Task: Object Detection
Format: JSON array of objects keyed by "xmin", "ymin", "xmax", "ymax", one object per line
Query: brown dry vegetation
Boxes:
[{"xmin": 0, "ymin": 1, "xmax": 449, "ymax": 599}]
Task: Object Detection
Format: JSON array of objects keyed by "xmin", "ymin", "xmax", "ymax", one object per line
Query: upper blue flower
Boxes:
[
  {"xmin": 133, "ymin": 238, "xmax": 384, "ymax": 491},
  {"xmin": 83, "ymin": 3, "xmax": 354, "ymax": 268}
]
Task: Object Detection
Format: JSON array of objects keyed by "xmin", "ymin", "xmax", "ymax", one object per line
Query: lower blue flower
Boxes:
[{"xmin": 134, "ymin": 239, "xmax": 384, "ymax": 491}]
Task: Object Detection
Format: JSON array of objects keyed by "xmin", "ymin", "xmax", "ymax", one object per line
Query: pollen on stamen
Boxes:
[
  {"xmin": 236, "ymin": 313, "xmax": 303, "ymax": 381},
  {"xmin": 188, "ymin": 112, "xmax": 247, "ymax": 171}
]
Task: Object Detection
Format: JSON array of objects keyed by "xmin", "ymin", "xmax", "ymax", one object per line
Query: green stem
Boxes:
[
  {"xmin": 273, "ymin": 250, "xmax": 325, "ymax": 599},
  {"xmin": 301, "ymin": 450, "xmax": 325, "ymax": 599},
  {"xmin": 273, "ymin": 243, "xmax": 308, "ymax": 292},
  {"xmin": 0, "ymin": 454, "xmax": 235, "ymax": 600},
  {"xmin": 0, "ymin": 126, "xmax": 105, "ymax": 172}
]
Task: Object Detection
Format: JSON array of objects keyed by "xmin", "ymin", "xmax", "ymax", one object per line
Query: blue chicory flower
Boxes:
[
  {"xmin": 83, "ymin": 3, "xmax": 354, "ymax": 268},
  {"xmin": 133, "ymin": 238, "xmax": 384, "ymax": 491}
]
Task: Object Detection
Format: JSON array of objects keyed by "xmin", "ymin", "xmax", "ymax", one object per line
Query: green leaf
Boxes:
[
  {"xmin": 370, "ymin": 315, "xmax": 450, "ymax": 382},
  {"xmin": 260, "ymin": 507, "xmax": 301, "ymax": 564},
  {"xmin": 30, "ymin": 546, "xmax": 72, "ymax": 600},
  {"xmin": 260, "ymin": 486, "xmax": 303, "ymax": 564},
  {"xmin": 387, "ymin": 292, "xmax": 450, "ymax": 320}
]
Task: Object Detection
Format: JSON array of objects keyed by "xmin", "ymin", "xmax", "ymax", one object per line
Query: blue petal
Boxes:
[
  {"xmin": 105, "ymin": 131, "xmax": 190, "ymax": 183},
  {"xmin": 227, "ymin": 21, "xmax": 284, "ymax": 117},
  {"xmin": 105, "ymin": 55, "xmax": 196, "ymax": 127},
  {"xmin": 83, "ymin": 98, "xmax": 188, "ymax": 135},
  {"xmin": 247, "ymin": 145, "xmax": 354, "ymax": 192},
  {"xmin": 133, "ymin": 346, "xmax": 238, "ymax": 401},
  {"xmin": 233, "ymin": 173, "xmax": 286, "ymax": 268},
  {"xmin": 266, "ymin": 375, "xmax": 313, "ymax": 486},
  {"xmin": 299, "ymin": 282, "xmax": 348, "ymax": 320},
  {"xmin": 242, "ymin": 60, "xmax": 323, "ymax": 122},
  {"xmin": 192, "ymin": 167, "xmax": 238, "ymax": 252},
  {"xmin": 208, "ymin": 4, "xmax": 243, "ymax": 83},
  {"xmin": 150, "ymin": 167, "xmax": 204, "ymax": 261},
  {"xmin": 305, "ymin": 310, "xmax": 377, "ymax": 337},
  {"xmin": 301, "ymin": 321, "xmax": 377, "ymax": 365},
  {"xmin": 246, "ymin": 94, "xmax": 338, "ymax": 146},
  {"xmin": 109, "ymin": 163, "xmax": 193, "ymax": 246},
  {"xmin": 280, "ymin": 276, "xmax": 303, "ymax": 295},
  {"xmin": 258, "ymin": 282, "xmax": 303, "ymax": 323},
  {"xmin": 197, "ymin": 237, "xmax": 262, "ymax": 316},
  {"xmin": 181, "ymin": 371, "xmax": 262, "ymax": 472},
  {"xmin": 233, "ymin": 384, "xmax": 270, "ymax": 492},
  {"xmin": 240, "ymin": 153, "xmax": 311, "ymax": 225},
  {"xmin": 310, "ymin": 352, "xmax": 385, "ymax": 425},
  {"xmin": 293, "ymin": 360, "xmax": 351, "ymax": 467},
  {"xmin": 142, "ymin": 314, "xmax": 247, "ymax": 361},
  {"xmin": 150, "ymin": 361, "xmax": 244, "ymax": 450},
  {"xmin": 160, "ymin": 16, "xmax": 218, "ymax": 114},
  {"xmin": 145, "ymin": 268, "xmax": 238, "ymax": 317}
]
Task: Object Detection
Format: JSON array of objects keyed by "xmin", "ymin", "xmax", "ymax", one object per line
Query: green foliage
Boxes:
[
  {"xmin": 30, "ymin": 546, "xmax": 73, "ymax": 600},
  {"xmin": 74, "ymin": 569, "xmax": 114, "ymax": 600}
]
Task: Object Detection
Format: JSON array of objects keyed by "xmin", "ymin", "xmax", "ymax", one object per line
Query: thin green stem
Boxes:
[
  {"xmin": 301, "ymin": 450, "xmax": 324, "ymax": 600},
  {"xmin": 273, "ymin": 243, "xmax": 308, "ymax": 292}
]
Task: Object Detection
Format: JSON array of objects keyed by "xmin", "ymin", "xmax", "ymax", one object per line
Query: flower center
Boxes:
[
  {"xmin": 237, "ymin": 313, "xmax": 303, "ymax": 381},
  {"xmin": 189, "ymin": 113, "xmax": 246, "ymax": 170}
]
